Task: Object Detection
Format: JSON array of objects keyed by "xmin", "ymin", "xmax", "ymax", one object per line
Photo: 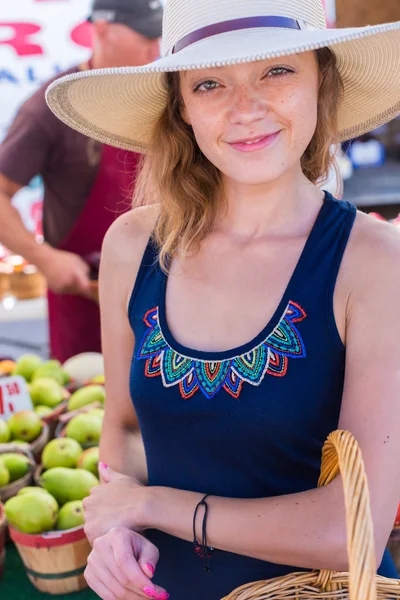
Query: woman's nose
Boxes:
[{"xmin": 228, "ymin": 86, "xmax": 268, "ymax": 126}]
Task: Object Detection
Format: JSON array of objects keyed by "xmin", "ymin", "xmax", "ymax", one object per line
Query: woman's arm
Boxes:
[
  {"xmin": 98, "ymin": 205, "xmax": 159, "ymax": 484},
  {"xmin": 141, "ymin": 215, "xmax": 400, "ymax": 571}
]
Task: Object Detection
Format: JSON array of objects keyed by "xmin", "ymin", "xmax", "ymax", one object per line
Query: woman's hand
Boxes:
[
  {"xmin": 84, "ymin": 526, "xmax": 169, "ymax": 600},
  {"xmin": 83, "ymin": 463, "xmax": 148, "ymax": 544}
]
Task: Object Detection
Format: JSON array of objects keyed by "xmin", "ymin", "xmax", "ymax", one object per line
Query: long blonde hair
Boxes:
[{"xmin": 133, "ymin": 48, "xmax": 344, "ymax": 271}]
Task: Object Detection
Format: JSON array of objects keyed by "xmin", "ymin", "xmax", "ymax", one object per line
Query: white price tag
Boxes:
[{"xmin": 0, "ymin": 376, "xmax": 33, "ymax": 420}]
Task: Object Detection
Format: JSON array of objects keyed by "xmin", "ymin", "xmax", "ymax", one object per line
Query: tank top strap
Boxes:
[
  {"xmin": 128, "ymin": 235, "xmax": 163, "ymax": 327},
  {"xmin": 287, "ymin": 191, "xmax": 356, "ymax": 335}
]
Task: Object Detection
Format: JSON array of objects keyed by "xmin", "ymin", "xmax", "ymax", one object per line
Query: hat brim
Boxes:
[{"xmin": 46, "ymin": 21, "xmax": 400, "ymax": 151}]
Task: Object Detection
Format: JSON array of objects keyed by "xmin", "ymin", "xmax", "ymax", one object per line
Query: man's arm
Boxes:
[{"xmin": 0, "ymin": 100, "xmax": 92, "ymax": 294}]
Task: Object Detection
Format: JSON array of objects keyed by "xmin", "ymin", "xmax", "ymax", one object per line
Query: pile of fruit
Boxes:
[
  {"xmin": 62, "ymin": 385, "xmax": 105, "ymax": 446},
  {"xmin": 0, "ymin": 410, "xmax": 44, "ymax": 447},
  {"xmin": 0, "ymin": 351, "xmax": 105, "ymax": 537},
  {"xmin": 4, "ymin": 434, "xmax": 101, "ymax": 534}
]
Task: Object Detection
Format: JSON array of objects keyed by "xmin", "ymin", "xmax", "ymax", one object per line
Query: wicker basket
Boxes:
[
  {"xmin": 9, "ymin": 525, "xmax": 91, "ymax": 594},
  {"xmin": 0, "ymin": 444, "xmax": 36, "ymax": 502},
  {"xmin": 0, "ymin": 503, "xmax": 6, "ymax": 579},
  {"xmin": 9, "ymin": 267, "xmax": 46, "ymax": 300},
  {"xmin": 224, "ymin": 430, "xmax": 400, "ymax": 600}
]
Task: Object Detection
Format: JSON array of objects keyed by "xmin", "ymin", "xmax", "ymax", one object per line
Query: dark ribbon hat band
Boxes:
[{"xmin": 172, "ymin": 16, "xmax": 303, "ymax": 54}]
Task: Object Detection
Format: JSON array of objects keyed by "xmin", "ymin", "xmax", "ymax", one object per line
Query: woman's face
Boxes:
[{"xmin": 180, "ymin": 52, "xmax": 320, "ymax": 186}]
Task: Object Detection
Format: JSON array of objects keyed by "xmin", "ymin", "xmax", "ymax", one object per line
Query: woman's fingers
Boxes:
[
  {"xmin": 87, "ymin": 542, "xmax": 136, "ymax": 599},
  {"xmin": 111, "ymin": 528, "xmax": 167, "ymax": 598},
  {"xmin": 84, "ymin": 566, "xmax": 119, "ymax": 600}
]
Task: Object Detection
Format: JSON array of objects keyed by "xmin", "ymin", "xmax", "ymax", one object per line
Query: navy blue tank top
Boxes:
[{"xmin": 128, "ymin": 192, "xmax": 397, "ymax": 600}]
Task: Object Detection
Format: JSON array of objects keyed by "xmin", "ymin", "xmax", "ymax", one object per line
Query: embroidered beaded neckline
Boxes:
[{"xmin": 137, "ymin": 301, "xmax": 307, "ymax": 399}]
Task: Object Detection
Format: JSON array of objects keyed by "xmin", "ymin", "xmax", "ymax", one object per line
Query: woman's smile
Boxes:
[{"xmin": 227, "ymin": 130, "xmax": 282, "ymax": 153}]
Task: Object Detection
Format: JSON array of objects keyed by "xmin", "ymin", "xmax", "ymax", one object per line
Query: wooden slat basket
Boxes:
[
  {"xmin": 224, "ymin": 430, "xmax": 400, "ymax": 600},
  {"xmin": 0, "ymin": 444, "xmax": 36, "ymax": 502},
  {"xmin": 9, "ymin": 524, "xmax": 91, "ymax": 595}
]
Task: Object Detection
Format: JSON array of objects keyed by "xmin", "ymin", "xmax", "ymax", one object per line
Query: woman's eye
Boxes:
[
  {"xmin": 194, "ymin": 80, "xmax": 220, "ymax": 92},
  {"xmin": 265, "ymin": 67, "xmax": 292, "ymax": 78}
]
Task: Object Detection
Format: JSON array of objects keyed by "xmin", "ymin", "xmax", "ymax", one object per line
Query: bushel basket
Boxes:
[{"xmin": 224, "ymin": 430, "xmax": 400, "ymax": 600}]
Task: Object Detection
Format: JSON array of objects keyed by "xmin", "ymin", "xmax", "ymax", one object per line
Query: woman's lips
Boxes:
[{"xmin": 228, "ymin": 131, "xmax": 281, "ymax": 153}]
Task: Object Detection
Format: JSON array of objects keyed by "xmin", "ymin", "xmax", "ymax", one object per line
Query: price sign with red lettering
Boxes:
[{"xmin": 0, "ymin": 376, "xmax": 33, "ymax": 420}]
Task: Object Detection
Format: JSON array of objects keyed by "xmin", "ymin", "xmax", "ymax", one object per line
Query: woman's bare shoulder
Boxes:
[
  {"xmin": 344, "ymin": 209, "xmax": 400, "ymax": 299},
  {"xmin": 99, "ymin": 204, "xmax": 160, "ymax": 310},
  {"xmin": 102, "ymin": 204, "xmax": 160, "ymax": 266}
]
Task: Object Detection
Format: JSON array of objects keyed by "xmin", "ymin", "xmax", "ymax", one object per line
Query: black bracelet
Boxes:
[{"xmin": 192, "ymin": 494, "xmax": 214, "ymax": 573}]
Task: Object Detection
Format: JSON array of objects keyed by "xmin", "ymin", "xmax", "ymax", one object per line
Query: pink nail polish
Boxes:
[
  {"xmin": 143, "ymin": 587, "xmax": 157, "ymax": 598},
  {"xmin": 99, "ymin": 461, "xmax": 108, "ymax": 469},
  {"xmin": 145, "ymin": 563, "xmax": 155, "ymax": 576},
  {"xmin": 158, "ymin": 593, "xmax": 170, "ymax": 600}
]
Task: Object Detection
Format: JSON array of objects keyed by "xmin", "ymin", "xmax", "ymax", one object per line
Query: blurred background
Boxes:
[{"xmin": 0, "ymin": 0, "xmax": 399, "ymax": 360}]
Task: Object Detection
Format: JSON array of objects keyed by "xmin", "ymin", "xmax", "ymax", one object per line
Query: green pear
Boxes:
[
  {"xmin": 17, "ymin": 486, "xmax": 59, "ymax": 513},
  {"xmin": 35, "ymin": 405, "xmax": 53, "ymax": 418},
  {"xmin": 56, "ymin": 500, "xmax": 84, "ymax": 530},
  {"xmin": 13, "ymin": 354, "xmax": 42, "ymax": 382},
  {"xmin": 0, "ymin": 419, "xmax": 10, "ymax": 443},
  {"xmin": 77, "ymin": 447, "xmax": 99, "ymax": 477},
  {"xmin": 0, "ymin": 453, "xmax": 30, "ymax": 482},
  {"xmin": 32, "ymin": 360, "xmax": 66, "ymax": 386},
  {"xmin": 41, "ymin": 467, "xmax": 99, "ymax": 505},
  {"xmin": 8, "ymin": 410, "xmax": 42, "ymax": 442},
  {"xmin": 66, "ymin": 414, "xmax": 102, "ymax": 446},
  {"xmin": 42, "ymin": 438, "xmax": 83, "ymax": 470},
  {"xmin": 0, "ymin": 462, "xmax": 10, "ymax": 486},
  {"xmin": 5, "ymin": 494, "xmax": 57, "ymax": 534},
  {"xmin": 29, "ymin": 378, "xmax": 64, "ymax": 408},
  {"xmin": 67, "ymin": 385, "xmax": 105, "ymax": 411},
  {"xmin": 90, "ymin": 374, "xmax": 105, "ymax": 385}
]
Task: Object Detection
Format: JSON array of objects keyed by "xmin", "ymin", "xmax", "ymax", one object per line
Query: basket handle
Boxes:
[{"xmin": 317, "ymin": 430, "xmax": 377, "ymax": 600}]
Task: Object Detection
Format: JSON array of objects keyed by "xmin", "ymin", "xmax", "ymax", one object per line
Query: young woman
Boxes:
[{"xmin": 47, "ymin": 1, "xmax": 400, "ymax": 599}]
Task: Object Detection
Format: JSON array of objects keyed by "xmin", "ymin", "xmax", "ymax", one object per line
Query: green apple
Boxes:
[
  {"xmin": 66, "ymin": 414, "xmax": 102, "ymax": 446},
  {"xmin": 13, "ymin": 354, "xmax": 42, "ymax": 382},
  {"xmin": 56, "ymin": 500, "xmax": 84, "ymax": 530},
  {"xmin": 0, "ymin": 419, "xmax": 10, "ymax": 443},
  {"xmin": 0, "ymin": 462, "xmax": 10, "ymax": 486},
  {"xmin": 8, "ymin": 410, "xmax": 42, "ymax": 442},
  {"xmin": 77, "ymin": 447, "xmax": 99, "ymax": 477},
  {"xmin": 42, "ymin": 438, "xmax": 83, "ymax": 470},
  {"xmin": 68, "ymin": 385, "xmax": 105, "ymax": 411},
  {"xmin": 0, "ymin": 453, "xmax": 30, "ymax": 482},
  {"xmin": 29, "ymin": 378, "xmax": 64, "ymax": 408},
  {"xmin": 5, "ymin": 494, "xmax": 57, "ymax": 534},
  {"xmin": 41, "ymin": 467, "xmax": 99, "ymax": 505}
]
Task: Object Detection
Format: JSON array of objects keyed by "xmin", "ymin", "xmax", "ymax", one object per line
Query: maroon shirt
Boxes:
[{"xmin": 0, "ymin": 67, "xmax": 103, "ymax": 248}]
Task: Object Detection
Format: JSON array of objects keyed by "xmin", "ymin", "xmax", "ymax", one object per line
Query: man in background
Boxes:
[{"xmin": 0, "ymin": 0, "xmax": 162, "ymax": 362}]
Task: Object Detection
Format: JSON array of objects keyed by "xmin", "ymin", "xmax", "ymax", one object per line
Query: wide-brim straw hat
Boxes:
[{"xmin": 46, "ymin": 0, "xmax": 400, "ymax": 152}]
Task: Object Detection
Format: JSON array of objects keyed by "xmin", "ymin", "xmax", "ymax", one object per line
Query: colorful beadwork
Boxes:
[{"xmin": 137, "ymin": 302, "xmax": 307, "ymax": 399}]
